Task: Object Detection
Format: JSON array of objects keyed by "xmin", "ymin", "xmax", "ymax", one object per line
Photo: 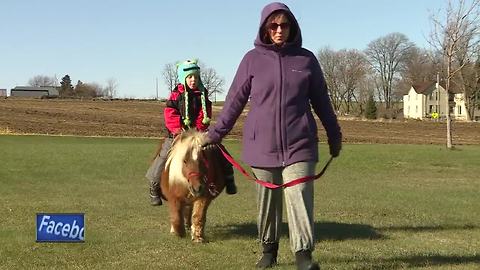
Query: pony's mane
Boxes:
[{"xmin": 166, "ymin": 130, "xmax": 206, "ymax": 186}]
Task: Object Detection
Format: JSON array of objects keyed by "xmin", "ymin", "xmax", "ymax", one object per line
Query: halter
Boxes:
[
  {"xmin": 187, "ymin": 171, "xmax": 201, "ymax": 178},
  {"xmin": 185, "ymin": 153, "xmax": 218, "ymax": 197}
]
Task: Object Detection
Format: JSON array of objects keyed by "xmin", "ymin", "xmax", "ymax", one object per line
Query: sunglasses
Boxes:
[{"xmin": 267, "ymin": 22, "xmax": 290, "ymax": 31}]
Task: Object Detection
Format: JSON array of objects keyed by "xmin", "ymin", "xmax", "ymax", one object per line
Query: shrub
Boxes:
[{"xmin": 365, "ymin": 95, "xmax": 377, "ymax": 119}]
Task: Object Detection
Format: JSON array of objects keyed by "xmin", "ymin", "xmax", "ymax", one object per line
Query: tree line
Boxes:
[
  {"xmin": 318, "ymin": 0, "xmax": 480, "ymax": 121},
  {"xmin": 28, "ymin": 74, "xmax": 118, "ymax": 98},
  {"xmin": 27, "ymin": 0, "xmax": 480, "ymax": 122},
  {"xmin": 159, "ymin": 1, "xmax": 479, "ymax": 121}
]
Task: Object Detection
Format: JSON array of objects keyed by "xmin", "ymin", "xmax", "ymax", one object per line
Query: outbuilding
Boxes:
[{"xmin": 10, "ymin": 86, "xmax": 59, "ymax": 98}]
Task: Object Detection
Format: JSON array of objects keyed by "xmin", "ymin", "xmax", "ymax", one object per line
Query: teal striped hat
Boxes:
[
  {"xmin": 176, "ymin": 59, "xmax": 210, "ymax": 126},
  {"xmin": 177, "ymin": 59, "xmax": 204, "ymax": 90}
]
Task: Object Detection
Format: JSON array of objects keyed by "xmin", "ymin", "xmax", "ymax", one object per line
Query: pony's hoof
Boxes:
[
  {"xmin": 170, "ymin": 226, "xmax": 186, "ymax": 237},
  {"xmin": 192, "ymin": 237, "xmax": 205, "ymax": 243}
]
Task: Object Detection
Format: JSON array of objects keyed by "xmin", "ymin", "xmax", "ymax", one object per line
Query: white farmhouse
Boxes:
[{"xmin": 403, "ymin": 82, "xmax": 476, "ymax": 121}]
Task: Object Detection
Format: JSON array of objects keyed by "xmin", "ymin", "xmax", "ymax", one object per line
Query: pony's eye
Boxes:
[{"xmin": 183, "ymin": 159, "xmax": 187, "ymax": 164}]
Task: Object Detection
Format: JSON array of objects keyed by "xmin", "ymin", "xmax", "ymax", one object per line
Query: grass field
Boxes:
[{"xmin": 0, "ymin": 135, "xmax": 479, "ymax": 269}]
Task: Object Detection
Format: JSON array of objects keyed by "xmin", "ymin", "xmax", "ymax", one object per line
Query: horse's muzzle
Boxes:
[
  {"xmin": 188, "ymin": 183, "xmax": 205, "ymax": 197},
  {"xmin": 187, "ymin": 172, "xmax": 205, "ymax": 197}
]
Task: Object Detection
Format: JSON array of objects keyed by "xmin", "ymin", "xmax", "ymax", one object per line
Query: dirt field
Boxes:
[{"xmin": 1, "ymin": 98, "xmax": 479, "ymax": 145}]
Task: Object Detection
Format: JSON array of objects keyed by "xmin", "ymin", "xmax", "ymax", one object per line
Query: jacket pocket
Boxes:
[{"xmin": 287, "ymin": 113, "xmax": 317, "ymax": 150}]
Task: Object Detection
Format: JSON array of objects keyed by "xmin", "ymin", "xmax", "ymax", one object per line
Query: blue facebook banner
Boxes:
[{"xmin": 36, "ymin": 213, "xmax": 85, "ymax": 242}]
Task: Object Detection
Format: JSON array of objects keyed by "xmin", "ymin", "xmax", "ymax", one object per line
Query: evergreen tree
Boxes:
[
  {"xmin": 365, "ymin": 94, "xmax": 377, "ymax": 119},
  {"xmin": 60, "ymin": 75, "xmax": 74, "ymax": 97}
]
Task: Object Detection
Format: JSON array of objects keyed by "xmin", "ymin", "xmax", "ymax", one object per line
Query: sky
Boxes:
[{"xmin": 0, "ymin": 0, "xmax": 448, "ymax": 100}]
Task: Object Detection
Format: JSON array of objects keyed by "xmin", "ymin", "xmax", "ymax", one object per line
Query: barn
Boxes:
[
  {"xmin": 0, "ymin": 89, "xmax": 6, "ymax": 97},
  {"xmin": 10, "ymin": 86, "xmax": 59, "ymax": 98}
]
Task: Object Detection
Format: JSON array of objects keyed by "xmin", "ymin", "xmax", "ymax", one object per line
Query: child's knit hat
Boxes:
[
  {"xmin": 177, "ymin": 60, "xmax": 203, "ymax": 89},
  {"xmin": 176, "ymin": 59, "xmax": 210, "ymax": 126}
]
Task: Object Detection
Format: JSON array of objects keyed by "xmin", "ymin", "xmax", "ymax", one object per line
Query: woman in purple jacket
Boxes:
[{"xmin": 204, "ymin": 2, "xmax": 342, "ymax": 269}]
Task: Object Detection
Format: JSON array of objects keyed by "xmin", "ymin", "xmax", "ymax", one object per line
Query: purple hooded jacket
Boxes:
[{"xmin": 208, "ymin": 2, "xmax": 341, "ymax": 167}]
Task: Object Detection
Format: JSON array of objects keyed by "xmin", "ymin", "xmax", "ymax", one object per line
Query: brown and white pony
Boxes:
[{"xmin": 160, "ymin": 130, "xmax": 226, "ymax": 243}]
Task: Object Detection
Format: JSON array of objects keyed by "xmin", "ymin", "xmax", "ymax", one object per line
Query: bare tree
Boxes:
[
  {"xmin": 457, "ymin": 55, "xmax": 480, "ymax": 120},
  {"xmin": 193, "ymin": 60, "xmax": 225, "ymax": 102},
  {"xmin": 400, "ymin": 47, "xmax": 441, "ymax": 86},
  {"xmin": 162, "ymin": 62, "xmax": 178, "ymax": 93},
  {"xmin": 200, "ymin": 66, "xmax": 224, "ymax": 102},
  {"xmin": 28, "ymin": 75, "xmax": 57, "ymax": 87},
  {"xmin": 365, "ymin": 33, "xmax": 415, "ymax": 110},
  {"xmin": 337, "ymin": 49, "xmax": 368, "ymax": 114},
  {"xmin": 429, "ymin": 0, "xmax": 480, "ymax": 148},
  {"xmin": 75, "ymin": 81, "xmax": 103, "ymax": 98},
  {"xmin": 453, "ymin": 14, "xmax": 480, "ymax": 122},
  {"xmin": 104, "ymin": 78, "xmax": 118, "ymax": 98},
  {"xmin": 357, "ymin": 72, "xmax": 377, "ymax": 115},
  {"xmin": 318, "ymin": 48, "xmax": 368, "ymax": 115},
  {"xmin": 317, "ymin": 47, "xmax": 342, "ymax": 112}
]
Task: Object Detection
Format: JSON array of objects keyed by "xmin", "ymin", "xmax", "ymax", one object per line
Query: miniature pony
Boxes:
[{"xmin": 160, "ymin": 130, "xmax": 226, "ymax": 243}]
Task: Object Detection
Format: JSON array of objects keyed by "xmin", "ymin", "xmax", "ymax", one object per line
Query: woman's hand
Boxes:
[
  {"xmin": 201, "ymin": 135, "xmax": 215, "ymax": 150},
  {"xmin": 329, "ymin": 139, "xmax": 342, "ymax": 158}
]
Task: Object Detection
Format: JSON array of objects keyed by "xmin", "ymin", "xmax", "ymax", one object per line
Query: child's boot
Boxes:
[
  {"xmin": 217, "ymin": 145, "xmax": 237, "ymax": 195},
  {"xmin": 149, "ymin": 181, "xmax": 162, "ymax": 206},
  {"xmin": 146, "ymin": 154, "xmax": 166, "ymax": 206},
  {"xmin": 224, "ymin": 162, "xmax": 237, "ymax": 194},
  {"xmin": 225, "ymin": 174, "xmax": 237, "ymax": 194}
]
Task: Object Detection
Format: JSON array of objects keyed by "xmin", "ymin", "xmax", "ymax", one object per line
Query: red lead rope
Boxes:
[{"xmin": 217, "ymin": 145, "xmax": 334, "ymax": 189}]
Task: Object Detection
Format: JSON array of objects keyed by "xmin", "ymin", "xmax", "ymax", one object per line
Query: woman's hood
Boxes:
[{"xmin": 254, "ymin": 2, "xmax": 302, "ymax": 49}]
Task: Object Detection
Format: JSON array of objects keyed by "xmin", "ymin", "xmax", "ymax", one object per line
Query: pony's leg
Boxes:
[
  {"xmin": 183, "ymin": 204, "xmax": 193, "ymax": 231},
  {"xmin": 190, "ymin": 198, "xmax": 211, "ymax": 243},
  {"xmin": 168, "ymin": 199, "xmax": 185, "ymax": 237}
]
